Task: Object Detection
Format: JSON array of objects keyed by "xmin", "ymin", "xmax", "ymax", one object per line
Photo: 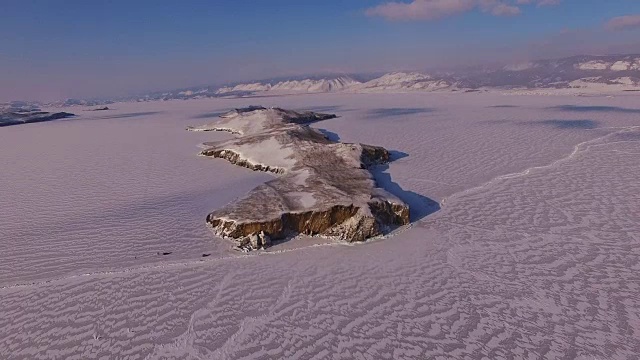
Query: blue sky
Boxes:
[{"xmin": 2, "ymin": 0, "xmax": 640, "ymax": 101}]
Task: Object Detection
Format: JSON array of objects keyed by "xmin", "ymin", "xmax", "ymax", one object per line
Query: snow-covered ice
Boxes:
[{"xmin": 1, "ymin": 92, "xmax": 639, "ymax": 359}]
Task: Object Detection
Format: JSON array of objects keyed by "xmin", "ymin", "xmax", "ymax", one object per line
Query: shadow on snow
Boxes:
[
  {"xmin": 550, "ymin": 105, "xmax": 640, "ymax": 114},
  {"xmin": 368, "ymin": 108, "xmax": 435, "ymax": 118},
  {"xmin": 535, "ymin": 119, "xmax": 599, "ymax": 129},
  {"xmin": 373, "ymin": 150, "xmax": 440, "ymax": 222}
]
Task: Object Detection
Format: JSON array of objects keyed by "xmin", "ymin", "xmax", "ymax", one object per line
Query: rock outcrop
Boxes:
[{"xmin": 188, "ymin": 107, "xmax": 410, "ymax": 250}]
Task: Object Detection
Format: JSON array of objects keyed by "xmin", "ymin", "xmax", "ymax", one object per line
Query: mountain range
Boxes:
[{"xmin": 19, "ymin": 54, "xmax": 640, "ymax": 108}]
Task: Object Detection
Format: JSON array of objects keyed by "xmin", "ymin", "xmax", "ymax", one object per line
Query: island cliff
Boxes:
[{"xmin": 188, "ymin": 107, "xmax": 410, "ymax": 250}]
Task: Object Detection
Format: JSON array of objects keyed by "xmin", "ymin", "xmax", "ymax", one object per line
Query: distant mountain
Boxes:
[
  {"xmin": 212, "ymin": 55, "xmax": 640, "ymax": 95},
  {"xmin": 350, "ymin": 72, "xmax": 456, "ymax": 92},
  {"xmin": 1, "ymin": 101, "xmax": 41, "ymax": 111},
  {"xmin": 453, "ymin": 54, "xmax": 640, "ymax": 90},
  {"xmin": 43, "ymin": 98, "xmax": 114, "ymax": 108},
  {"xmin": 215, "ymin": 76, "xmax": 361, "ymax": 95},
  {"xmin": 124, "ymin": 87, "xmax": 222, "ymax": 102},
  {"xmin": 215, "ymin": 83, "xmax": 272, "ymax": 93},
  {"xmin": 36, "ymin": 54, "xmax": 640, "ymax": 108}
]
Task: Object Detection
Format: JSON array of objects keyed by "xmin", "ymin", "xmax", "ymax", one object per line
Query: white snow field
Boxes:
[{"xmin": 1, "ymin": 92, "xmax": 639, "ymax": 359}]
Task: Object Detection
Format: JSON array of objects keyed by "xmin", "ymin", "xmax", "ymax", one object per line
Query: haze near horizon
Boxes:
[{"xmin": 2, "ymin": 0, "xmax": 640, "ymax": 102}]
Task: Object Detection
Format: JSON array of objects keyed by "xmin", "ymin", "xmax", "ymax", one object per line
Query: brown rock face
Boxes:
[
  {"xmin": 200, "ymin": 149, "xmax": 286, "ymax": 174},
  {"xmin": 188, "ymin": 107, "xmax": 410, "ymax": 250}
]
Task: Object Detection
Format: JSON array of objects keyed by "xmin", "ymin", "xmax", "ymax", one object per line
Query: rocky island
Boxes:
[
  {"xmin": 0, "ymin": 108, "xmax": 75, "ymax": 127},
  {"xmin": 188, "ymin": 106, "xmax": 410, "ymax": 250}
]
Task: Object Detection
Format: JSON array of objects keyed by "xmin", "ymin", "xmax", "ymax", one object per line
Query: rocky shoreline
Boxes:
[{"xmin": 0, "ymin": 109, "xmax": 75, "ymax": 127}]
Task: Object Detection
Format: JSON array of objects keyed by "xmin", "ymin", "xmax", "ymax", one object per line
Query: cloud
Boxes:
[
  {"xmin": 516, "ymin": 0, "xmax": 560, "ymax": 5},
  {"xmin": 366, "ymin": 0, "xmax": 559, "ymax": 21},
  {"xmin": 537, "ymin": 0, "xmax": 561, "ymax": 5},
  {"xmin": 365, "ymin": 0, "xmax": 475, "ymax": 21},
  {"xmin": 490, "ymin": 3, "xmax": 521, "ymax": 16},
  {"xmin": 606, "ymin": 15, "xmax": 640, "ymax": 31}
]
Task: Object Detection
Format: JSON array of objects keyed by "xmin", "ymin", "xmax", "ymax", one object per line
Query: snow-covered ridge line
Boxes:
[
  {"xmin": 212, "ymin": 72, "xmax": 459, "ymax": 96},
  {"xmin": 215, "ymin": 76, "xmax": 361, "ymax": 95},
  {"xmin": 350, "ymin": 72, "xmax": 456, "ymax": 92},
  {"xmin": 37, "ymin": 54, "xmax": 640, "ymax": 107},
  {"xmin": 188, "ymin": 107, "xmax": 411, "ymax": 251},
  {"xmin": 576, "ymin": 58, "xmax": 640, "ymax": 71}
]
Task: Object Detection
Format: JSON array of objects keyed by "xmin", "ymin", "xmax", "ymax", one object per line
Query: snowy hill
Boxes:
[
  {"xmin": 461, "ymin": 54, "xmax": 640, "ymax": 90},
  {"xmin": 211, "ymin": 55, "xmax": 640, "ymax": 96},
  {"xmin": 271, "ymin": 76, "xmax": 360, "ymax": 92},
  {"xmin": 46, "ymin": 98, "xmax": 114, "ymax": 108},
  {"xmin": 215, "ymin": 76, "xmax": 361, "ymax": 95},
  {"xmin": 37, "ymin": 54, "xmax": 640, "ymax": 107},
  {"xmin": 352, "ymin": 72, "xmax": 455, "ymax": 92}
]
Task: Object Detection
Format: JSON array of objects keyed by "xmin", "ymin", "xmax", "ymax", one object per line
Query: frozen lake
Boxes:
[{"xmin": 1, "ymin": 92, "xmax": 639, "ymax": 359}]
